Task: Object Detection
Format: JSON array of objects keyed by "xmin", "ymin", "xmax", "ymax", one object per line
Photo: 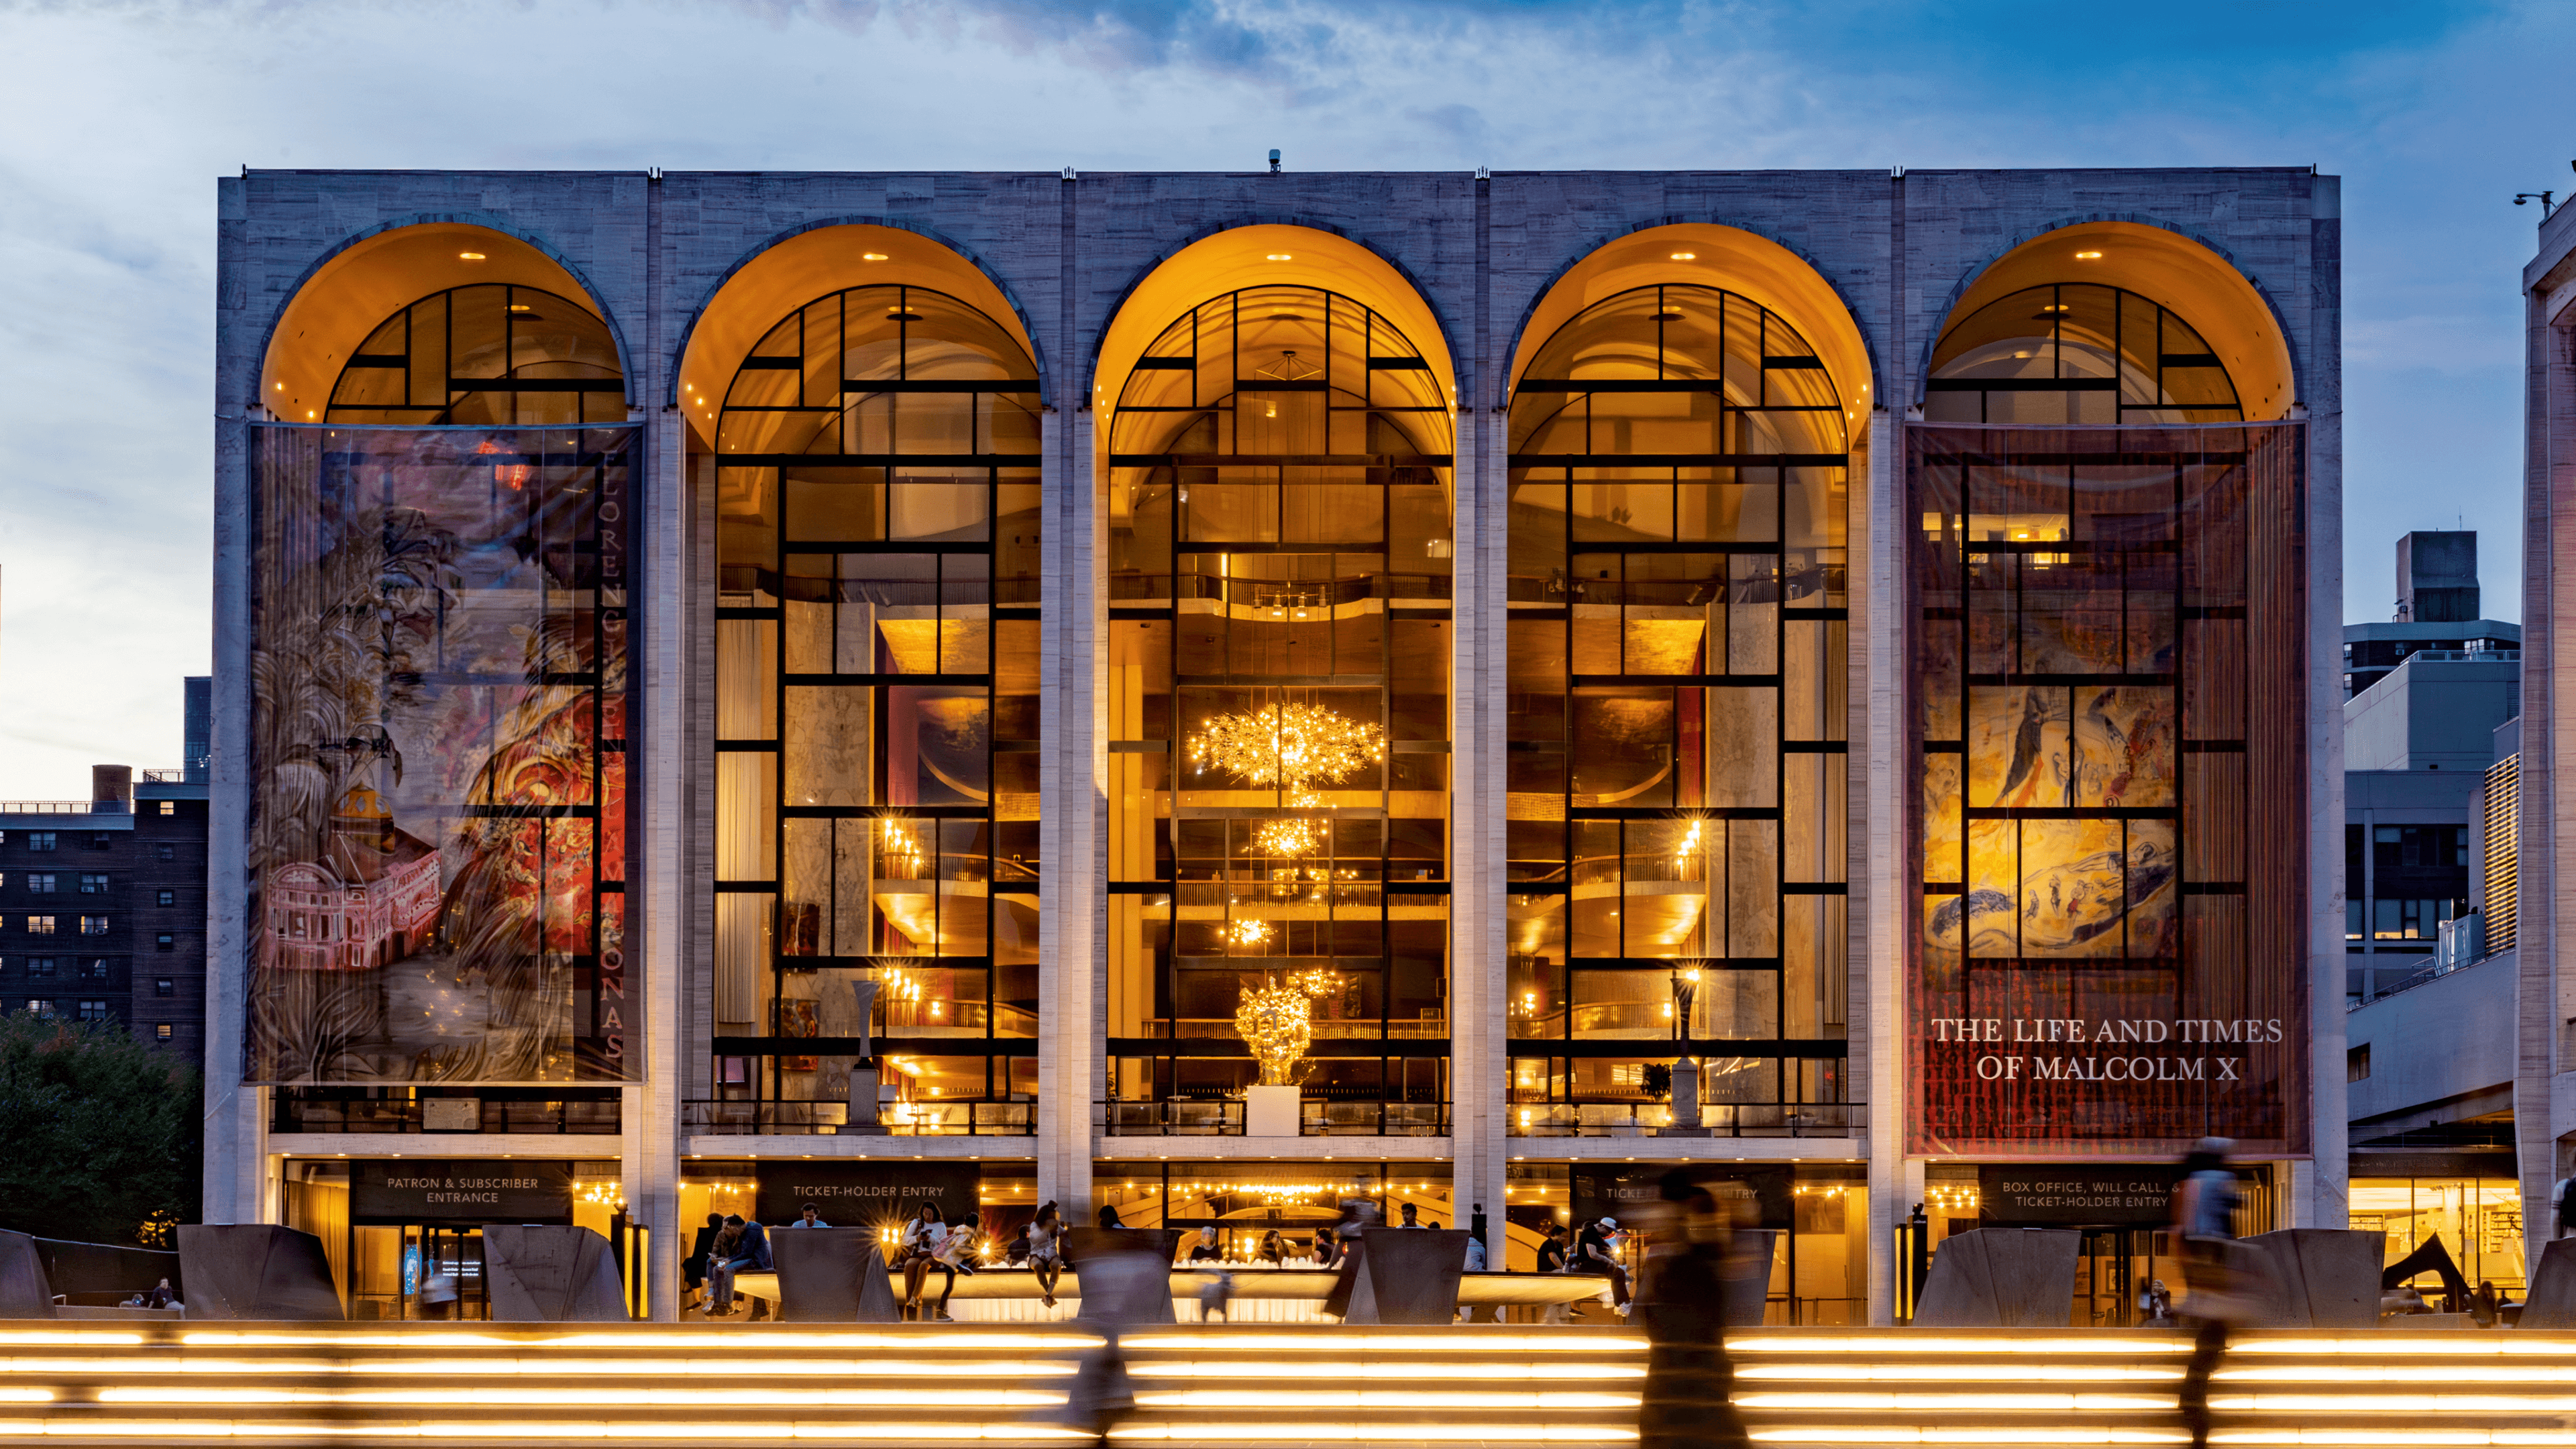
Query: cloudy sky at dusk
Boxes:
[{"xmin": 0, "ymin": 0, "xmax": 2566, "ymax": 796}]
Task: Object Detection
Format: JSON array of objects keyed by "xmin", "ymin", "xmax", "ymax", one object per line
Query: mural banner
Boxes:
[
  {"xmin": 1905, "ymin": 423, "xmax": 2308, "ymax": 1157},
  {"xmin": 245, "ymin": 424, "xmax": 638, "ymax": 1083}
]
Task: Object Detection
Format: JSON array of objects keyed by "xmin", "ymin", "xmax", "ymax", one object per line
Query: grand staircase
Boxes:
[{"xmin": 1, "ymin": 1322, "xmax": 2572, "ymax": 1445}]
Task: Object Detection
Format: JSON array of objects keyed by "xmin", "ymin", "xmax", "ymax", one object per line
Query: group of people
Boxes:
[
  {"xmin": 1531, "ymin": 1214, "xmax": 1637, "ymax": 1316},
  {"xmin": 685, "ymin": 1199, "xmax": 1082, "ymax": 1320}
]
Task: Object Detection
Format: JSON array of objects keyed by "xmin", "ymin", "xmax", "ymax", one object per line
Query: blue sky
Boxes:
[{"xmin": 0, "ymin": 0, "xmax": 2564, "ymax": 796}]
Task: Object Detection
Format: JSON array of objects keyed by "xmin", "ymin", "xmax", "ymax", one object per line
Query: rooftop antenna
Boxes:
[{"xmin": 1269, "ymin": 148, "xmax": 1281, "ymax": 174}]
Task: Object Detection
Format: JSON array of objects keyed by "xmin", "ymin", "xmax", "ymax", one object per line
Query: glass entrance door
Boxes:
[
  {"xmin": 2076, "ymin": 1228, "xmax": 2153, "ymax": 1328},
  {"xmin": 414, "ymin": 1228, "xmax": 488, "ymax": 1320}
]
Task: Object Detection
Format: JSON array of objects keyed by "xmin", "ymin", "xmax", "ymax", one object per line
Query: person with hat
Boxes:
[{"xmin": 1575, "ymin": 1215, "xmax": 1631, "ymax": 1316}]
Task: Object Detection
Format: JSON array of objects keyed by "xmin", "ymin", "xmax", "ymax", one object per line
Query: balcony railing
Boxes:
[
  {"xmin": 682, "ymin": 1099, "xmax": 1034, "ymax": 1136},
  {"xmin": 0, "ymin": 800, "xmax": 122, "ymax": 815},
  {"xmin": 270, "ymin": 1092, "xmax": 622, "ymax": 1135},
  {"xmin": 1507, "ymin": 1101, "xmax": 1861, "ymax": 1138},
  {"xmin": 1098, "ymin": 1099, "xmax": 1448, "ymax": 1136}
]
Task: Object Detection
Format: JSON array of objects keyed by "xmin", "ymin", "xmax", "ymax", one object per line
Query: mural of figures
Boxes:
[
  {"xmin": 245, "ymin": 425, "xmax": 637, "ymax": 1083},
  {"xmin": 1906, "ymin": 422, "xmax": 2308, "ymax": 1158}
]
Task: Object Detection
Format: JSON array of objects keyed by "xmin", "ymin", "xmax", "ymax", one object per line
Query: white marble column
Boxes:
[
  {"xmin": 1036, "ymin": 406, "xmax": 1101, "ymax": 1214},
  {"xmin": 1449, "ymin": 399, "xmax": 1507, "ymax": 1236},
  {"xmin": 1863, "ymin": 407, "xmax": 1906, "ymax": 1324}
]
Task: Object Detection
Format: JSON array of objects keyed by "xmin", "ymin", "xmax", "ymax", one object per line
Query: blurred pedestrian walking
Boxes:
[
  {"xmin": 1633, "ymin": 1170, "xmax": 1748, "ymax": 1449},
  {"xmin": 2174, "ymin": 1137, "xmax": 2245, "ymax": 1449}
]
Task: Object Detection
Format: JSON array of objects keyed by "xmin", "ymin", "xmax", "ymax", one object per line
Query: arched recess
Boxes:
[
  {"xmin": 1497, "ymin": 224, "xmax": 1865, "ymax": 1136},
  {"xmin": 1508, "ymin": 222, "xmax": 1875, "ymax": 421},
  {"xmin": 260, "ymin": 221, "xmax": 628, "ymax": 424},
  {"xmin": 1926, "ymin": 219, "xmax": 2297, "ymax": 419},
  {"xmin": 676, "ymin": 222, "xmax": 1042, "ymax": 439},
  {"xmin": 1091, "ymin": 223, "xmax": 1461, "ymax": 1128},
  {"xmin": 1092, "ymin": 223, "xmax": 1458, "ymax": 417}
]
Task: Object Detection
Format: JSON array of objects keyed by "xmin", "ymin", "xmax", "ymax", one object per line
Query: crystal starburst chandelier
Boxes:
[
  {"xmin": 1250, "ymin": 816, "xmax": 1326, "ymax": 859},
  {"xmin": 1235, "ymin": 980, "xmax": 1313, "ymax": 1087},
  {"xmin": 1189, "ymin": 700, "xmax": 1385, "ymax": 796}
]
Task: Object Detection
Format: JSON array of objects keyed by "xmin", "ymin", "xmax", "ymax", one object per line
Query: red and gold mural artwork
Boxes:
[
  {"xmin": 246, "ymin": 425, "xmax": 637, "ymax": 1083},
  {"xmin": 1906, "ymin": 423, "xmax": 2308, "ymax": 1158}
]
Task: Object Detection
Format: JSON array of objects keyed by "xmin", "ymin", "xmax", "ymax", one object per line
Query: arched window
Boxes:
[
  {"xmin": 709, "ymin": 283, "xmax": 1042, "ymax": 1122},
  {"xmin": 325, "ymin": 284, "xmax": 623, "ymax": 426},
  {"xmin": 1103, "ymin": 284, "xmax": 1455, "ymax": 1130},
  {"xmin": 1927, "ymin": 283, "xmax": 2243, "ymax": 425},
  {"xmin": 1504, "ymin": 282, "xmax": 1850, "ymax": 1134}
]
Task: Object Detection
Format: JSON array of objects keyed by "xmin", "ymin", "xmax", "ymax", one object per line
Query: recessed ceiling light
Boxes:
[
  {"xmin": 2075, "ymin": 250, "xmax": 2104, "ymax": 260},
  {"xmin": 1669, "ymin": 251, "xmax": 1697, "ymax": 260},
  {"xmin": 1267, "ymin": 253, "xmax": 1293, "ymax": 261},
  {"xmin": 862, "ymin": 252, "xmax": 890, "ymax": 262},
  {"xmin": 273, "ymin": 382, "xmax": 283, "ymax": 391},
  {"xmin": 460, "ymin": 251, "xmax": 486, "ymax": 261}
]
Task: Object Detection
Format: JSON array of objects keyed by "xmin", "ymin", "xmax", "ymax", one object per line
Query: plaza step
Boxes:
[{"xmin": 1, "ymin": 1322, "xmax": 2575, "ymax": 1446}]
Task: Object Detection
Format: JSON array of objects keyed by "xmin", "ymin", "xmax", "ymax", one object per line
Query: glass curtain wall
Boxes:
[
  {"xmin": 1104, "ymin": 286, "xmax": 1454, "ymax": 1136},
  {"xmin": 1503, "ymin": 284, "xmax": 1851, "ymax": 1137},
  {"xmin": 1923, "ymin": 284, "xmax": 2243, "ymax": 427},
  {"xmin": 325, "ymin": 284, "xmax": 626, "ymax": 426},
  {"xmin": 710, "ymin": 285, "xmax": 1042, "ymax": 1135}
]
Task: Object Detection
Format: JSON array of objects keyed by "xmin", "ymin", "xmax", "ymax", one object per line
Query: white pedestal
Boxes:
[{"xmin": 1245, "ymin": 1085, "xmax": 1301, "ymax": 1137}]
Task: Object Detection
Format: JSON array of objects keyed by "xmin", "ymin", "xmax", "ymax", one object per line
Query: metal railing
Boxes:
[
  {"xmin": 270, "ymin": 1094, "xmax": 622, "ymax": 1135},
  {"xmin": 1507, "ymin": 1101, "xmax": 1861, "ymax": 1138},
  {"xmin": 682, "ymin": 1099, "xmax": 1034, "ymax": 1136},
  {"xmin": 0, "ymin": 801, "xmax": 120, "ymax": 815},
  {"xmin": 1098, "ymin": 1099, "xmax": 1449, "ymax": 1136}
]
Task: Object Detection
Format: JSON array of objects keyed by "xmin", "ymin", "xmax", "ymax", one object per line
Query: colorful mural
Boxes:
[
  {"xmin": 245, "ymin": 425, "xmax": 637, "ymax": 1083},
  {"xmin": 1907, "ymin": 423, "xmax": 2308, "ymax": 1157}
]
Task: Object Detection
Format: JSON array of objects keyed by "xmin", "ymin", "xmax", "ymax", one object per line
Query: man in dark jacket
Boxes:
[
  {"xmin": 684, "ymin": 1212, "xmax": 722, "ymax": 1307},
  {"xmin": 718, "ymin": 1216, "xmax": 775, "ymax": 1320}
]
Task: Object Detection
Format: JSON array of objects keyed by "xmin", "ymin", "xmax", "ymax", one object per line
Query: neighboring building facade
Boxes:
[
  {"xmin": 0, "ymin": 679, "xmax": 213, "ymax": 1061},
  {"xmin": 2518, "ymin": 190, "xmax": 2576, "ymax": 1280},
  {"xmin": 207, "ymin": 166, "xmax": 2345, "ymax": 1325}
]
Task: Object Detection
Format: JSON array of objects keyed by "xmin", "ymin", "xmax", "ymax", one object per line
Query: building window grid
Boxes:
[
  {"xmin": 2485, "ymin": 753, "xmax": 2520, "ymax": 954},
  {"xmin": 1104, "ymin": 286, "xmax": 1455, "ymax": 1126},
  {"xmin": 712, "ymin": 283, "xmax": 1043, "ymax": 1126},
  {"xmin": 1921, "ymin": 284, "xmax": 2245, "ymax": 427},
  {"xmin": 324, "ymin": 284, "xmax": 626, "ymax": 427},
  {"xmin": 1499, "ymin": 284, "xmax": 1854, "ymax": 1129}
]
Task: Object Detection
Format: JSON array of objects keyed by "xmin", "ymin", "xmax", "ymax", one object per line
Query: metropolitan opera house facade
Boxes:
[{"xmin": 203, "ymin": 164, "xmax": 2345, "ymax": 1324}]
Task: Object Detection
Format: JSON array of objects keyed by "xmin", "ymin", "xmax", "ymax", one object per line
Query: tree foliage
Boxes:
[{"xmin": 0, "ymin": 1014, "xmax": 199, "ymax": 1244}]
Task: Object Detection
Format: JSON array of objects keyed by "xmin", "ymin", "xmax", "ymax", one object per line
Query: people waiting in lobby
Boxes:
[
  {"xmin": 1187, "ymin": 1227, "xmax": 1222, "ymax": 1262},
  {"xmin": 1258, "ymin": 1230, "xmax": 1287, "ymax": 1265}
]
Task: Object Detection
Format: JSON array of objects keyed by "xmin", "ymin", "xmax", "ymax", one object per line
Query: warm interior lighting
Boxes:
[
  {"xmin": 458, "ymin": 251, "xmax": 486, "ymax": 260},
  {"xmin": 2074, "ymin": 249, "xmax": 2104, "ymax": 259},
  {"xmin": 1250, "ymin": 816, "xmax": 1326, "ymax": 858},
  {"xmin": 1266, "ymin": 252, "xmax": 1293, "ymax": 260},
  {"xmin": 1188, "ymin": 701, "xmax": 1385, "ymax": 796},
  {"xmin": 861, "ymin": 252, "xmax": 890, "ymax": 261},
  {"xmin": 1668, "ymin": 251, "xmax": 1697, "ymax": 260}
]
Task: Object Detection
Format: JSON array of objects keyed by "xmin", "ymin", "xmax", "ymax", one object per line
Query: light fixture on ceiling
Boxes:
[
  {"xmin": 1669, "ymin": 251, "xmax": 1697, "ymax": 261},
  {"xmin": 2074, "ymin": 250, "xmax": 2104, "ymax": 260},
  {"xmin": 863, "ymin": 252, "xmax": 890, "ymax": 262},
  {"xmin": 460, "ymin": 252, "xmax": 486, "ymax": 261},
  {"xmin": 1266, "ymin": 252, "xmax": 1293, "ymax": 262}
]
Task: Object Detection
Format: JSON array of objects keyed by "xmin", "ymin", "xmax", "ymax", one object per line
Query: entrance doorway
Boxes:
[
  {"xmin": 351, "ymin": 1226, "xmax": 489, "ymax": 1321},
  {"xmin": 2075, "ymin": 1228, "xmax": 2171, "ymax": 1328}
]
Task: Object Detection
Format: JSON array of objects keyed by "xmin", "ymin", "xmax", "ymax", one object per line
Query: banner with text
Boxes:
[{"xmin": 1904, "ymin": 424, "xmax": 2310, "ymax": 1157}]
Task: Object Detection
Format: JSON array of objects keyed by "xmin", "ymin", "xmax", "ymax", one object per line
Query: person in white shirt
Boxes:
[{"xmin": 900, "ymin": 1203, "xmax": 950, "ymax": 1320}]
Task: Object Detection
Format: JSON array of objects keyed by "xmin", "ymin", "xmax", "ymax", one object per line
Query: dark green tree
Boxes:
[{"xmin": 0, "ymin": 1014, "xmax": 199, "ymax": 1245}]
